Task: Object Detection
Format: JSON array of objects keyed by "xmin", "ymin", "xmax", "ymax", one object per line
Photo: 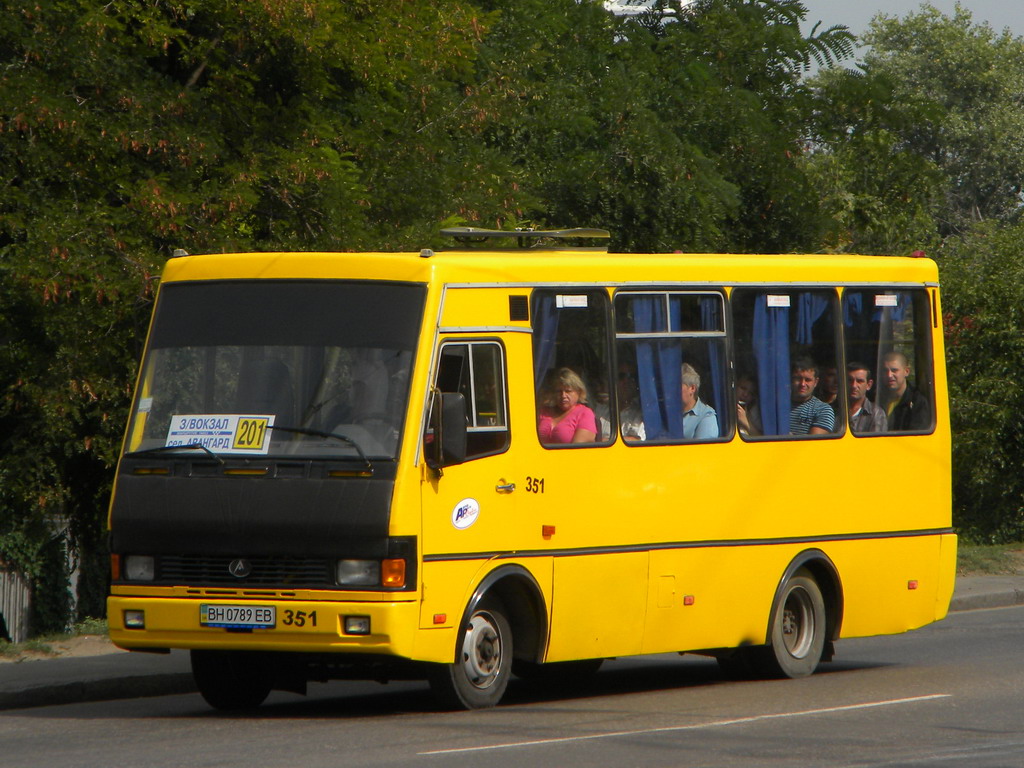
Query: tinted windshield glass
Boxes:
[{"xmin": 126, "ymin": 280, "xmax": 425, "ymax": 459}]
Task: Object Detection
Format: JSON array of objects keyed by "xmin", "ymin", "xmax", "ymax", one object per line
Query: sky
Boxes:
[{"xmin": 800, "ymin": 0, "xmax": 1024, "ymax": 44}]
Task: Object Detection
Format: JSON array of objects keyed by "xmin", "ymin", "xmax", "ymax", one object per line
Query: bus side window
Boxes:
[
  {"xmin": 732, "ymin": 289, "xmax": 842, "ymax": 438},
  {"xmin": 843, "ymin": 289, "xmax": 934, "ymax": 434},
  {"xmin": 431, "ymin": 342, "xmax": 510, "ymax": 460},
  {"xmin": 613, "ymin": 291, "xmax": 728, "ymax": 443},
  {"xmin": 531, "ymin": 289, "xmax": 613, "ymax": 447}
]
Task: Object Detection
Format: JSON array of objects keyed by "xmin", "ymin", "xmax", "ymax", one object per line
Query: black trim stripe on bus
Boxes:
[{"xmin": 422, "ymin": 527, "xmax": 955, "ymax": 563}]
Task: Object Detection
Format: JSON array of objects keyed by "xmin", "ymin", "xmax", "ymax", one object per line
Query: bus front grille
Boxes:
[{"xmin": 157, "ymin": 556, "xmax": 333, "ymax": 587}]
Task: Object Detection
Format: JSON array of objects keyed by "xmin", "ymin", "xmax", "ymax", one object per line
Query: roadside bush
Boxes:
[{"xmin": 937, "ymin": 222, "xmax": 1024, "ymax": 542}]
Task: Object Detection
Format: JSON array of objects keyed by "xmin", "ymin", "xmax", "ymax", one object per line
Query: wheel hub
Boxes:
[
  {"xmin": 782, "ymin": 587, "xmax": 815, "ymax": 659},
  {"xmin": 461, "ymin": 611, "xmax": 502, "ymax": 689}
]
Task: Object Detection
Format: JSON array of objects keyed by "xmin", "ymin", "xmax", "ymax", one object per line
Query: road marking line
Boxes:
[{"xmin": 418, "ymin": 694, "xmax": 952, "ymax": 756}]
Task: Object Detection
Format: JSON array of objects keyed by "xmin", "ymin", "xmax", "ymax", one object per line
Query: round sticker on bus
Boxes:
[{"xmin": 452, "ymin": 498, "xmax": 480, "ymax": 530}]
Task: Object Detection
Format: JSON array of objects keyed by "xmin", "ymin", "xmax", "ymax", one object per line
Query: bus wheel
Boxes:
[
  {"xmin": 191, "ymin": 650, "xmax": 272, "ymax": 711},
  {"xmin": 763, "ymin": 570, "xmax": 826, "ymax": 678},
  {"xmin": 429, "ymin": 599, "xmax": 512, "ymax": 709}
]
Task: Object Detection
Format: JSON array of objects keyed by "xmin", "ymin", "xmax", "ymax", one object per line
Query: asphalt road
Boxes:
[{"xmin": 2, "ymin": 605, "xmax": 1022, "ymax": 768}]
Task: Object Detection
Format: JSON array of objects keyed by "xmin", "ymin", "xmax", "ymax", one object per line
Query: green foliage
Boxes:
[
  {"xmin": 861, "ymin": 5, "xmax": 1024, "ymax": 234},
  {"xmin": 0, "ymin": 0, "xmax": 397, "ymax": 625},
  {"xmin": 29, "ymin": 536, "xmax": 73, "ymax": 635},
  {"xmin": 465, "ymin": 0, "xmax": 855, "ymax": 252},
  {"xmin": 937, "ymin": 223, "xmax": 1024, "ymax": 542},
  {"xmin": 806, "ymin": 66, "xmax": 945, "ymax": 254},
  {"xmin": 74, "ymin": 617, "xmax": 108, "ymax": 636}
]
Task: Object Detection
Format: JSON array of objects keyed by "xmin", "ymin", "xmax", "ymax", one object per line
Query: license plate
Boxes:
[{"xmin": 200, "ymin": 604, "xmax": 276, "ymax": 629}]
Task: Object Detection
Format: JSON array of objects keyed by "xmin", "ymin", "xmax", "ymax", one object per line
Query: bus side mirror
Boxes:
[{"xmin": 426, "ymin": 392, "xmax": 467, "ymax": 469}]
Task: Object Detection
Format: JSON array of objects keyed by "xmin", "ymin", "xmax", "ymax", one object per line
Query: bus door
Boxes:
[{"xmin": 419, "ymin": 338, "xmax": 522, "ymax": 626}]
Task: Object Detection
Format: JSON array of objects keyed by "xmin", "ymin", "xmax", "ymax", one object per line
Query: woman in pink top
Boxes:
[{"xmin": 537, "ymin": 368, "xmax": 598, "ymax": 444}]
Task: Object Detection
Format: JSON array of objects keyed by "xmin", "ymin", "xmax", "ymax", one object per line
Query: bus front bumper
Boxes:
[{"xmin": 107, "ymin": 595, "xmax": 423, "ymax": 659}]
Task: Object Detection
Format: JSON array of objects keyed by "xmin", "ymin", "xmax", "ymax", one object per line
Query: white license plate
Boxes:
[{"xmin": 200, "ymin": 604, "xmax": 276, "ymax": 629}]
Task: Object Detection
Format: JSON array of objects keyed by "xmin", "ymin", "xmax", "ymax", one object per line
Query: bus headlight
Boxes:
[
  {"xmin": 124, "ymin": 555, "xmax": 155, "ymax": 581},
  {"xmin": 336, "ymin": 560, "xmax": 380, "ymax": 586}
]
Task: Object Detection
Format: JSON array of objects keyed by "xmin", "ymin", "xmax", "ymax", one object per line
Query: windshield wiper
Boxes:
[
  {"xmin": 268, "ymin": 425, "xmax": 374, "ymax": 475},
  {"xmin": 126, "ymin": 443, "xmax": 226, "ymax": 465}
]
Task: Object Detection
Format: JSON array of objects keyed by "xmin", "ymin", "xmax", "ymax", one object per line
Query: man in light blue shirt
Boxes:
[{"xmin": 681, "ymin": 363, "xmax": 719, "ymax": 439}]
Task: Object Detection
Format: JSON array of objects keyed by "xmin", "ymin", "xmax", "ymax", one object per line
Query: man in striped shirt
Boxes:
[{"xmin": 790, "ymin": 357, "xmax": 835, "ymax": 435}]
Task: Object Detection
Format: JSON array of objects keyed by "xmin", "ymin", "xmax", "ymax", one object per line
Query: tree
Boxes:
[
  {"xmin": 805, "ymin": 65, "xmax": 945, "ymax": 254},
  {"xmin": 860, "ymin": 3, "xmax": 1024, "ymax": 234},
  {"xmin": 464, "ymin": 0, "xmax": 737, "ymax": 252},
  {"xmin": 0, "ymin": 0, "xmax": 486, "ymax": 625},
  {"xmin": 463, "ymin": 0, "xmax": 855, "ymax": 252},
  {"xmin": 664, "ymin": 0, "xmax": 854, "ymax": 252},
  {"xmin": 937, "ymin": 223, "xmax": 1024, "ymax": 542}
]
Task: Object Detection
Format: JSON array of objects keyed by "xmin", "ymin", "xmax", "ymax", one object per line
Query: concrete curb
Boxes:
[
  {"xmin": 0, "ymin": 673, "xmax": 195, "ymax": 712},
  {"xmin": 949, "ymin": 587, "xmax": 1024, "ymax": 612}
]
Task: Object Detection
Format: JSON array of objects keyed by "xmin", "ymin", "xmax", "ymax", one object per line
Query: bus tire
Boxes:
[
  {"xmin": 429, "ymin": 598, "xmax": 512, "ymax": 709},
  {"xmin": 191, "ymin": 650, "xmax": 272, "ymax": 711},
  {"xmin": 761, "ymin": 570, "xmax": 826, "ymax": 678}
]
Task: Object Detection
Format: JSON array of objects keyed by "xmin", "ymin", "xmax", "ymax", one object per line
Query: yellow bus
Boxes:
[{"xmin": 107, "ymin": 229, "xmax": 955, "ymax": 710}]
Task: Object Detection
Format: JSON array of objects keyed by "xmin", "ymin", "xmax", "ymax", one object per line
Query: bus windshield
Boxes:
[{"xmin": 125, "ymin": 279, "xmax": 425, "ymax": 460}]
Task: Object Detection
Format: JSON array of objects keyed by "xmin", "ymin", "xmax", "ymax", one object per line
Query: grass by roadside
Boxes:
[
  {"xmin": 957, "ymin": 543, "xmax": 1024, "ymax": 576},
  {"xmin": 0, "ymin": 618, "xmax": 109, "ymax": 660}
]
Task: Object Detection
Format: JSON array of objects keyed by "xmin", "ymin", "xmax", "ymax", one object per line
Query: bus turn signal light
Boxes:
[{"xmin": 382, "ymin": 559, "xmax": 406, "ymax": 588}]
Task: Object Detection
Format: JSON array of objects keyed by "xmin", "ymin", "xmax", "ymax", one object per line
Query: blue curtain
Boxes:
[
  {"xmin": 698, "ymin": 296, "xmax": 726, "ymax": 435},
  {"xmin": 753, "ymin": 296, "xmax": 790, "ymax": 435},
  {"xmin": 797, "ymin": 293, "xmax": 829, "ymax": 345},
  {"xmin": 842, "ymin": 291, "xmax": 863, "ymax": 328},
  {"xmin": 843, "ymin": 291, "xmax": 908, "ymax": 328},
  {"xmin": 634, "ymin": 298, "xmax": 684, "ymax": 439},
  {"xmin": 532, "ymin": 294, "xmax": 560, "ymax": 391}
]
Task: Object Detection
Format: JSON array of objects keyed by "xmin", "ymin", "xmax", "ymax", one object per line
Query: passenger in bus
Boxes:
[
  {"xmin": 537, "ymin": 367, "xmax": 598, "ymax": 444},
  {"xmin": 589, "ymin": 370, "xmax": 643, "ymax": 442},
  {"xmin": 736, "ymin": 373, "xmax": 763, "ymax": 436},
  {"xmin": 594, "ymin": 369, "xmax": 645, "ymax": 441},
  {"xmin": 847, "ymin": 362, "xmax": 887, "ymax": 433},
  {"xmin": 881, "ymin": 351, "xmax": 930, "ymax": 431},
  {"xmin": 681, "ymin": 363, "xmax": 719, "ymax": 439},
  {"xmin": 592, "ymin": 374, "xmax": 613, "ymax": 440},
  {"xmin": 817, "ymin": 365, "xmax": 840, "ymax": 419},
  {"xmin": 615, "ymin": 364, "xmax": 646, "ymax": 441},
  {"xmin": 790, "ymin": 357, "xmax": 835, "ymax": 435}
]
